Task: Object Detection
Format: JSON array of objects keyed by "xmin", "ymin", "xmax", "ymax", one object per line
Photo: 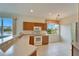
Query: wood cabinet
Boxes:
[
  {"xmin": 29, "ymin": 36, "xmax": 34, "ymax": 45},
  {"xmin": 34, "ymin": 23, "xmax": 47, "ymax": 30},
  {"xmin": 29, "ymin": 36, "xmax": 48, "ymax": 45},
  {"xmin": 23, "ymin": 22, "xmax": 47, "ymax": 30},
  {"xmin": 23, "ymin": 22, "xmax": 34, "ymax": 30},
  {"xmin": 42, "ymin": 36, "xmax": 48, "ymax": 45}
]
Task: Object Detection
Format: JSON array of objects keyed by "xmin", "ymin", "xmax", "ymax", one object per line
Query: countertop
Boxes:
[
  {"xmin": 0, "ymin": 36, "xmax": 13, "ymax": 44},
  {"xmin": 22, "ymin": 31, "xmax": 49, "ymax": 36},
  {"xmin": 23, "ymin": 33, "xmax": 49, "ymax": 36},
  {"xmin": 0, "ymin": 34, "xmax": 37, "ymax": 56}
]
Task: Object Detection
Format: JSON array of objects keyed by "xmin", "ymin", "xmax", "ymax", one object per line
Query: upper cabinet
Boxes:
[
  {"xmin": 23, "ymin": 22, "xmax": 47, "ymax": 30},
  {"xmin": 42, "ymin": 23, "xmax": 47, "ymax": 30},
  {"xmin": 23, "ymin": 22, "xmax": 34, "ymax": 30}
]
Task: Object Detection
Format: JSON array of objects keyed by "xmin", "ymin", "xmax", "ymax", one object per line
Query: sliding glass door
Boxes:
[
  {"xmin": 3, "ymin": 18, "xmax": 12, "ymax": 36},
  {"xmin": 0, "ymin": 17, "xmax": 1, "ymax": 36},
  {"xmin": 0, "ymin": 17, "xmax": 13, "ymax": 39}
]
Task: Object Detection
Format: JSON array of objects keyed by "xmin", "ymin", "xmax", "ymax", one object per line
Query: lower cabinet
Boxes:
[
  {"xmin": 29, "ymin": 36, "xmax": 48, "ymax": 45},
  {"xmin": 42, "ymin": 36, "xmax": 48, "ymax": 45},
  {"xmin": 29, "ymin": 36, "xmax": 34, "ymax": 45}
]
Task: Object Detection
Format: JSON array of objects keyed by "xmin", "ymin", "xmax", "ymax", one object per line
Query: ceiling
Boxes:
[{"xmin": 0, "ymin": 3, "xmax": 78, "ymax": 19}]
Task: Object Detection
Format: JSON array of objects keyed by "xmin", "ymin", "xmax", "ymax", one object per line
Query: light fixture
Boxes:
[
  {"xmin": 30, "ymin": 9, "xmax": 34, "ymax": 13},
  {"xmin": 56, "ymin": 14, "xmax": 60, "ymax": 20}
]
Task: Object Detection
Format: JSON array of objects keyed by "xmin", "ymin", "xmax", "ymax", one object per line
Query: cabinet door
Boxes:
[
  {"xmin": 29, "ymin": 36, "xmax": 34, "ymax": 45},
  {"xmin": 34, "ymin": 23, "xmax": 47, "ymax": 30},
  {"xmin": 42, "ymin": 23, "xmax": 47, "ymax": 30},
  {"xmin": 42, "ymin": 36, "xmax": 48, "ymax": 45},
  {"xmin": 34, "ymin": 23, "xmax": 40, "ymax": 26},
  {"xmin": 23, "ymin": 22, "xmax": 34, "ymax": 30}
]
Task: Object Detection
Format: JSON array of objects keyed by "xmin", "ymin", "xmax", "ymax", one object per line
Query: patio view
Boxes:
[
  {"xmin": 47, "ymin": 23, "xmax": 59, "ymax": 34},
  {"xmin": 0, "ymin": 17, "xmax": 13, "ymax": 39}
]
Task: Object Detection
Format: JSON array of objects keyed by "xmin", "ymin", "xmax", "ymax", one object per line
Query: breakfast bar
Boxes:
[{"xmin": 0, "ymin": 34, "xmax": 37, "ymax": 56}]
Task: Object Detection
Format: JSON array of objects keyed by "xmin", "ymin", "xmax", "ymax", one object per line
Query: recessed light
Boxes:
[{"xmin": 30, "ymin": 9, "xmax": 34, "ymax": 13}]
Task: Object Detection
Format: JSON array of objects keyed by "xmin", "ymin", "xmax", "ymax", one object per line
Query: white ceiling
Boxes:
[{"xmin": 0, "ymin": 3, "xmax": 78, "ymax": 19}]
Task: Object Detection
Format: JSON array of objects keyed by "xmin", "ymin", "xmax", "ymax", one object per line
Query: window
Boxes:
[
  {"xmin": 0, "ymin": 17, "xmax": 13, "ymax": 38},
  {"xmin": 3, "ymin": 18, "xmax": 12, "ymax": 36},
  {"xmin": 47, "ymin": 23, "xmax": 59, "ymax": 34},
  {"xmin": 0, "ymin": 18, "xmax": 1, "ymax": 36}
]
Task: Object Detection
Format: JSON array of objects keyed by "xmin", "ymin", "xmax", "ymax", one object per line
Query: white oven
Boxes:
[{"xmin": 34, "ymin": 36, "xmax": 42, "ymax": 46}]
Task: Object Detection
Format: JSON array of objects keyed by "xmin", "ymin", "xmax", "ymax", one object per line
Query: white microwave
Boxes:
[
  {"xmin": 33, "ymin": 26, "xmax": 41, "ymax": 34},
  {"xmin": 34, "ymin": 26, "xmax": 41, "ymax": 31}
]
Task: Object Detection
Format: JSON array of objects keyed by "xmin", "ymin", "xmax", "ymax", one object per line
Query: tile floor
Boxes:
[
  {"xmin": 0, "ymin": 42, "xmax": 72, "ymax": 56},
  {"xmin": 37, "ymin": 42, "xmax": 72, "ymax": 56}
]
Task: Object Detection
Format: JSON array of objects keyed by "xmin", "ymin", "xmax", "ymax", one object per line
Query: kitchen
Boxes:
[{"xmin": 0, "ymin": 3, "xmax": 77, "ymax": 56}]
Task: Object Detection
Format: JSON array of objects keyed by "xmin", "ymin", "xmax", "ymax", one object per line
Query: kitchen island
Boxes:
[{"xmin": 0, "ymin": 34, "xmax": 37, "ymax": 56}]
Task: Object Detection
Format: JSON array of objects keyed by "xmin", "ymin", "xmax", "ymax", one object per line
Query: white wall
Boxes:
[
  {"xmin": 60, "ymin": 24, "xmax": 72, "ymax": 44},
  {"xmin": 23, "ymin": 17, "xmax": 45, "ymax": 23},
  {"xmin": 16, "ymin": 17, "xmax": 23, "ymax": 35},
  {"xmin": 60, "ymin": 14, "xmax": 78, "ymax": 44},
  {"xmin": 71, "ymin": 23, "xmax": 76, "ymax": 42}
]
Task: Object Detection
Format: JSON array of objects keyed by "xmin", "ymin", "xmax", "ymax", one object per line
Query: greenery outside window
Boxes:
[{"xmin": 47, "ymin": 23, "xmax": 59, "ymax": 34}]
